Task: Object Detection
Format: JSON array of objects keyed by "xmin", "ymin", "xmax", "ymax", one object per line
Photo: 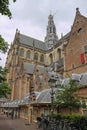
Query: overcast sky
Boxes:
[{"xmin": 0, "ymin": 0, "xmax": 87, "ymax": 67}]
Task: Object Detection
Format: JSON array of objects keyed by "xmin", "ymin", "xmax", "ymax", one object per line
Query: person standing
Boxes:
[
  {"xmin": 11, "ymin": 110, "xmax": 14, "ymax": 119},
  {"xmin": 40, "ymin": 114, "xmax": 49, "ymax": 130},
  {"xmin": 37, "ymin": 116, "xmax": 42, "ymax": 129}
]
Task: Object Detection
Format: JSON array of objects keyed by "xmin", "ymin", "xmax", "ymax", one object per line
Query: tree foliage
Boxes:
[
  {"xmin": 0, "ymin": 0, "xmax": 16, "ymax": 98},
  {"xmin": 0, "ymin": 67, "xmax": 11, "ymax": 98},
  {"xmin": 0, "ymin": 35, "xmax": 8, "ymax": 53},
  {"xmin": 0, "ymin": 82, "xmax": 11, "ymax": 98},
  {"xmin": 0, "ymin": 0, "xmax": 16, "ymax": 19},
  {"xmin": 0, "ymin": 0, "xmax": 16, "ymax": 54},
  {"xmin": 55, "ymin": 79, "xmax": 81, "ymax": 113}
]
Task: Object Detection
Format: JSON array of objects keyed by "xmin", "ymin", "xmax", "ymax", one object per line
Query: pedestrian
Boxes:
[
  {"xmin": 6, "ymin": 111, "xmax": 8, "ymax": 117},
  {"xmin": 40, "ymin": 114, "xmax": 49, "ymax": 130},
  {"xmin": 11, "ymin": 110, "xmax": 14, "ymax": 119},
  {"xmin": 3, "ymin": 113, "xmax": 6, "ymax": 120},
  {"xmin": 37, "ymin": 116, "xmax": 42, "ymax": 129}
]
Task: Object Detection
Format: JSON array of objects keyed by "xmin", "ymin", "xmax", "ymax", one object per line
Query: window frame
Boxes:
[
  {"xmin": 26, "ymin": 50, "xmax": 31, "ymax": 59},
  {"xmin": 40, "ymin": 54, "xmax": 44, "ymax": 62},
  {"xmin": 19, "ymin": 48, "xmax": 24, "ymax": 57},
  {"xmin": 34, "ymin": 52, "xmax": 38, "ymax": 61}
]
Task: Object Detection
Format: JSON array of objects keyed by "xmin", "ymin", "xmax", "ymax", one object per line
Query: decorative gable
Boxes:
[
  {"xmin": 65, "ymin": 8, "xmax": 87, "ymax": 76},
  {"xmin": 70, "ymin": 8, "xmax": 87, "ymax": 38}
]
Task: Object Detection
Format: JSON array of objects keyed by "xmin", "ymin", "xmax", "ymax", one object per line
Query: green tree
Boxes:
[
  {"xmin": 0, "ymin": 0, "xmax": 16, "ymax": 54},
  {"xmin": 0, "ymin": 67, "xmax": 11, "ymax": 98},
  {"xmin": 0, "ymin": 0, "xmax": 16, "ymax": 19},
  {"xmin": 0, "ymin": 82, "xmax": 11, "ymax": 98},
  {"xmin": 55, "ymin": 79, "xmax": 81, "ymax": 114},
  {"xmin": 0, "ymin": 0, "xmax": 16, "ymax": 97},
  {"xmin": 0, "ymin": 35, "xmax": 8, "ymax": 53}
]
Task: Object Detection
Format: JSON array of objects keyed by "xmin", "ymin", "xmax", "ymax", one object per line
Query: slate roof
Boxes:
[
  {"xmin": 2, "ymin": 70, "xmax": 87, "ymax": 108},
  {"xmin": 18, "ymin": 31, "xmax": 70, "ymax": 52},
  {"xmin": 38, "ymin": 65, "xmax": 46, "ymax": 73},
  {"xmin": 79, "ymin": 73, "xmax": 87, "ymax": 86},
  {"xmin": 2, "ymin": 100, "xmax": 19, "ymax": 108},
  {"xmin": 56, "ymin": 58, "xmax": 64, "ymax": 67},
  {"xmin": 55, "ymin": 32, "xmax": 70, "ymax": 48},
  {"xmin": 23, "ymin": 62, "xmax": 35, "ymax": 74},
  {"xmin": 61, "ymin": 73, "xmax": 87, "ymax": 87},
  {"xmin": 0, "ymin": 98, "xmax": 8, "ymax": 102},
  {"xmin": 72, "ymin": 73, "xmax": 82, "ymax": 81},
  {"xmin": 36, "ymin": 89, "xmax": 51, "ymax": 103},
  {"xmin": 34, "ymin": 87, "xmax": 62, "ymax": 104},
  {"xmin": 19, "ymin": 34, "xmax": 47, "ymax": 51},
  {"xmin": 61, "ymin": 78, "xmax": 70, "ymax": 86},
  {"xmin": 23, "ymin": 62, "xmax": 46, "ymax": 75},
  {"xmin": 48, "ymin": 58, "xmax": 64, "ymax": 72}
]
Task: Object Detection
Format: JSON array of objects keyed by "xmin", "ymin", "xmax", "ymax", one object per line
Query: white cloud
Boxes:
[{"xmin": 0, "ymin": 0, "xmax": 87, "ymax": 67}]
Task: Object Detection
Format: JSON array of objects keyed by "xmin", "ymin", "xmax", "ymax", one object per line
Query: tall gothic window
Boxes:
[
  {"xmin": 34, "ymin": 52, "xmax": 38, "ymax": 61},
  {"xmin": 50, "ymin": 27, "xmax": 52, "ymax": 33},
  {"xmin": 26, "ymin": 50, "xmax": 31, "ymax": 59},
  {"xmin": 53, "ymin": 27, "xmax": 55, "ymax": 33},
  {"xmin": 49, "ymin": 53, "xmax": 53, "ymax": 64},
  {"xmin": 40, "ymin": 54, "xmax": 44, "ymax": 62},
  {"xmin": 19, "ymin": 48, "xmax": 24, "ymax": 57},
  {"xmin": 58, "ymin": 48, "xmax": 61, "ymax": 60}
]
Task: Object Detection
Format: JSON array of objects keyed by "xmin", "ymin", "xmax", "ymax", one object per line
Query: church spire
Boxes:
[{"xmin": 44, "ymin": 14, "xmax": 58, "ymax": 49}]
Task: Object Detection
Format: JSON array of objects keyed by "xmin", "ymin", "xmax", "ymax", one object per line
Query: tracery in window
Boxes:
[
  {"xmin": 40, "ymin": 54, "xmax": 44, "ymax": 62},
  {"xmin": 34, "ymin": 52, "xmax": 38, "ymax": 61},
  {"xmin": 57, "ymin": 48, "xmax": 61, "ymax": 60},
  {"xmin": 19, "ymin": 48, "xmax": 24, "ymax": 57},
  {"xmin": 26, "ymin": 50, "xmax": 31, "ymax": 59},
  {"xmin": 49, "ymin": 53, "xmax": 53, "ymax": 64}
]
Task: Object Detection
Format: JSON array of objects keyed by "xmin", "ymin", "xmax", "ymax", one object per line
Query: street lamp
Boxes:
[{"xmin": 48, "ymin": 75, "xmax": 57, "ymax": 130}]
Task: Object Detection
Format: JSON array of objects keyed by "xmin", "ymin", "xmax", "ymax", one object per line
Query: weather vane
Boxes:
[{"xmin": 49, "ymin": 10, "xmax": 57, "ymax": 17}]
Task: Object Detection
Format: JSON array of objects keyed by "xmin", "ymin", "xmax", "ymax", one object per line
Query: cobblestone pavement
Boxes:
[{"xmin": 0, "ymin": 114, "xmax": 37, "ymax": 130}]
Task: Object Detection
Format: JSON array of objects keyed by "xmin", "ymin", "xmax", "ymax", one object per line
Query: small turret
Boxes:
[{"xmin": 76, "ymin": 8, "xmax": 80, "ymax": 15}]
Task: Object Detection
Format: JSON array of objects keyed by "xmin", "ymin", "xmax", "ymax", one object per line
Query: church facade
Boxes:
[{"xmin": 3, "ymin": 8, "xmax": 87, "ymax": 121}]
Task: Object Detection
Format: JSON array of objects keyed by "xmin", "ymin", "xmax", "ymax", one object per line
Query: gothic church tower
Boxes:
[{"xmin": 44, "ymin": 14, "xmax": 58, "ymax": 49}]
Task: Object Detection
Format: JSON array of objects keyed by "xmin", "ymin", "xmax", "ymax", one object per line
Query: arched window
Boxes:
[
  {"xmin": 49, "ymin": 53, "xmax": 53, "ymax": 64},
  {"xmin": 78, "ymin": 28, "xmax": 83, "ymax": 34},
  {"xmin": 58, "ymin": 48, "xmax": 61, "ymax": 60},
  {"xmin": 26, "ymin": 50, "xmax": 31, "ymax": 59},
  {"xmin": 53, "ymin": 27, "xmax": 55, "ymax": 33},
  {"xmin": 19, "ymin": 48, "xmax": 24, "ymax": 57},
  {"xmin": 50, "ymin": 27, "xmax": 52, "ymax": 33},
  {"xmin": 40, "ymin": 54, "xmax": 44, "ymax": 62},
  {"xmin": 34, "ymin": 52, "xmax": 38, "ymax": 61}
]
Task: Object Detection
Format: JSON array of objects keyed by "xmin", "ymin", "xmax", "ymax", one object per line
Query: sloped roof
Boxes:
[
  {"xmin": 61, "ymin": 78, "xmax": 70, "ymax": 86},
  {"xmin": 48, "ymin": 58, "xmax": 64, "ymax": 72},
  {"xmin": 72, "ymin": 73, "xmax": 81, "ymax": 81},
  {"xmin": 62, "ymin": 73, "xmax": 87, "ymax": 87},
  {"xmin": 23, "ymin": 62, "xmax": 46, "ymax": 75},
  {"xmin": 19, "ymin": 34, "xmax": 47, "ymax": 51},
  {"xmin": 35, "ymin": 88, "xmax": 62, "ymax": 104},
  {"xmin": 23, "ymin": 62, "xmax": 35, "ymax": 74},
  {"xmin": 56, "ymin": 58, "xmax": 64, "ymax": 67},
  {"xmin": 79, "ymin": 73, "xmax": 87, "ymax": 86},
  {"xmin": 37, "ymin": 65, "xmax": 46, "ymax": 73},
  {"xmin": 36, "ymin": 89, "xmax": 51, "ymax": 103}
]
